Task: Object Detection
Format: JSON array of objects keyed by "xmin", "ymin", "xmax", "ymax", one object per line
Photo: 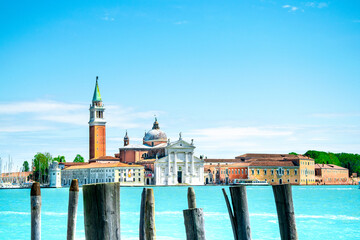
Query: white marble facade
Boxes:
[{"xmin": 154, "ymin": 137, "xmax": 204, "ymax": 185}]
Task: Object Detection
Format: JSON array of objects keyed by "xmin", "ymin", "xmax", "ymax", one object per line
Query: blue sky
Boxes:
[{"xmin": 1, "ymin": 0, "xmax": 360, "ymax": 170}]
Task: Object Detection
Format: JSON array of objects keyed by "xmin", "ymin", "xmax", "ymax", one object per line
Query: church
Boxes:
[{"xmin": 116, "ymin": 118, "xmax": 204, "ymax": 185}]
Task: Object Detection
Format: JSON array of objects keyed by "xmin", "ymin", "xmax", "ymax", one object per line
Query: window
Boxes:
[
  {"xmin": 264, "ymin": 169, "xmax": 267, "ymax": 175},
  {"xmin": 294, "ymin": 169, "xmax": 298, "ymax": 175},
  {"xmin": 287, "ymin": 179, "xmax": 290, "ymax": 183},
  {"xmin": 295, "ymin": 179, "xmax": 298, "ymax": 183},
  {"xmin": 271, "ymin": 179, "xmax": 274, "ymax": 182},
  {"xmin": 242, "ymin": 169, "xmax": 244, "ymax": 174},
  {"xmin": 251, "ymin": 169, "xmax": 254, "ymax": 175},
  {"xmin": 287, "ymin": 169, "xmax": 290, "ymax": 175},
  {"xmin": 138, "ymin": 178, "xmax": 141, "ymax": 182},
  {"xmin": 257, "ymin": 170, "xmax": 260, "ymax": 175},
  {"xmin": 271, "ymin": 169, "xmax": 274, "ymax": 175}
]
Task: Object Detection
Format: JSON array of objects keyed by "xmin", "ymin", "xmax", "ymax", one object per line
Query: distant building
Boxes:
[
  {"xmin": 154, "ymin": 136, "xmax": 204, "ymax": 185},
  {"xmin": 204, "ymin": 153, "xmax": 316, "ymax": 185},
  {"xmin": 247, "ymin": 160, "xmax": 299, "ymax": 185},
  {"xmin": 49, "ymin": 161, "xmax": 61, "ymax": 188},
  {"xmin": 61, "ymin": 162, "xmax": 144, "ymax": 186},
  {"xmin": 116, "ymin": 118, "xmax": 167, "ymax": 164},
  {"xmin": 204, "ymin": 163, "xmax": 248, "ymax": 184},
  {"xmin": 315, "ymin": 164, "xmax": 349, "ymax": 185},
  {"xmin": 116, "ymin": 118, "xmax": 204, "ymax": 185},
  {"xmin": 0, "ymin": 171, "xmax": 32, "ymax": 185}
]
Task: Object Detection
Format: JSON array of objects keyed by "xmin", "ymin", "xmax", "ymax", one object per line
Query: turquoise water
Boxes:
[{"xmin": 0, "ymin": 185, "xmax": 359, "ymax": 239}]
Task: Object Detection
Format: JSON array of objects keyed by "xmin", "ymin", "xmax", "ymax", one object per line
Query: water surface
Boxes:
[{"xmin": 0, "ymin": 185, "xmax": 359, "ymax": 239}]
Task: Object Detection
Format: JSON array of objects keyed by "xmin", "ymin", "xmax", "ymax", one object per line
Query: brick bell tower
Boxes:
[{"xmin": 89, "ymin": 76, "xmax": 106, "ymax": 160}]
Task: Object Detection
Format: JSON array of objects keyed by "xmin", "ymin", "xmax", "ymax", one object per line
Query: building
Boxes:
[
  {"xmin": 61, "ymin": 162, "xmax": 144, "ymax": 186},
  {"xmin": 89, "ymin": 76, "xmax": 106, "ymax": 160},
  {"xmin": 0, "ymin": 171, "xmax": 32, "ymax": 185},
  {"xmin": 154, "ymin": 135, "xmax": 204, "ymax": 185},
  {"xmin": 49, "ymin": 161, "xmax": 61, "ymax": 188},
  {"xmin": 116, "ymin": 118, "xmax": 204, "ymax": 185},
  {"xmin": 315, "ymin": 164, "xmax": 349, "ymax": 185},
  {"xmin": 204, "ymin": 153, "xmax": 316, "ymax": 185},
  {"xmin": 116, "ymin": 118, "xmax": 167, "ymax": 164},
  {"xmin": 247, "ymin": 160, "xmax": 299, "ymax": 185},
  {"xmin": 295, "ymin": 155, "xmax": 315, "ymax": 185},
  {"xmin": 204, "ymin": 163, "xmax": 248, "ymax": 184}
]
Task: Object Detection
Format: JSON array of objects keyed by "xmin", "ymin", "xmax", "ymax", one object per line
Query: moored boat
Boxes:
[{"xmin": 232, "ymin": 179, "xmax": 269, "ymax": 186}]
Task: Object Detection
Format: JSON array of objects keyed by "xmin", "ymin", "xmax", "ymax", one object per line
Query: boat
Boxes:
[{"xmin": 232, "ymin": 179, "xmax": 269, "ymax": 186}]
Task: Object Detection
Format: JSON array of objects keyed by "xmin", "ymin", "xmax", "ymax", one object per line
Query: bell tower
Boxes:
[
  {"xmin": 124, "ymin": 130, "xmax": 129, "ymax": 146},
  {"xmin": 89, "ymin": 76, "xmax": 106, "ymax": 159}
]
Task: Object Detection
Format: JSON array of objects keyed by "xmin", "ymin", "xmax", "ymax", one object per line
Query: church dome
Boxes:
[
  {"xmin": 144, "ymin": 129, "xmax": 167, "ymax": 141},
  {"xmin": 143, "ymin": 118, "xmax": 167, "ymax": 143}
]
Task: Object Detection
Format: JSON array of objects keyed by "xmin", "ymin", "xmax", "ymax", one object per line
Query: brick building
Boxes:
[{"xmin": 315, "ymin": 164, "xmax": 349, "ymax": 185}]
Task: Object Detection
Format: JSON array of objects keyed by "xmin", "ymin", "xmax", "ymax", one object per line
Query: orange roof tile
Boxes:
[{"xmin": 65, "ymin": 162, "xmax": 143, "ymax": 170}]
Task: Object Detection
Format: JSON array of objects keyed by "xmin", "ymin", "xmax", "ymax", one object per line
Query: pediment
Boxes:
[{"xmin": 167, "ymin": 139, "xmax": 195, "ymax": 150}]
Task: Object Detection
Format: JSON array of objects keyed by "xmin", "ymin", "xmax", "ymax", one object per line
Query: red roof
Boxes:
[
  {"xmin": 249, "ymin": 161, "xmax": 296, "ymax": 167},
  {"xmin": 0, "ymin": 171, "xmax": 32, "ymax": 177}
]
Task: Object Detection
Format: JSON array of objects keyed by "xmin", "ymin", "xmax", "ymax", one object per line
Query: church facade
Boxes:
[
  {"xmin": 154, "ymin": 136, "xmax": 204, "ymax": 185},
  {"xmin": 116, "ymin": 118, "xmax": 204, "ymax": 185}
]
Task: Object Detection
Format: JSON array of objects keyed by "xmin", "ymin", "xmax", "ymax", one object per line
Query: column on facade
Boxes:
[
  {"xmin": 185, "ymin": 152, "xmax": 188, "ymax": 176},
  {"xmin": 173, "ymin": 151, "xmax": 177, "ymax": 183},
  {"xmin": 191, "ymin": 153, "xmax": 194, "ymax": 176},
  {"xmin": 168, "ymin": 152, "xmax": 171, "ymax": 176}
]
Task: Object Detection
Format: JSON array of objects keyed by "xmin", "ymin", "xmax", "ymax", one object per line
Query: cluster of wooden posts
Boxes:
[{"xmin": 30, "ymin": 181, "xmax": 298, "ymax": 240}]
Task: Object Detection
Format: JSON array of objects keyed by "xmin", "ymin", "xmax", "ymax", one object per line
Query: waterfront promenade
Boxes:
[{"xmin": 0, "ymin": 185, "xmax": 359, "ymax": 239}]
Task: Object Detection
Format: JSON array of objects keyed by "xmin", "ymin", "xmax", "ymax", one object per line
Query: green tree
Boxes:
[
  {"xmin": 32, "ymin": 152, "xmax": 53, "ymax": 183},
  {"xmin": 289, "ymin": 152, "xmax": 298, "ymax": 156},
  {"xmin": 53, "ymin": 155, "xmax": 66, "ymax": 163},
  {"xmin": 73, "ymin": 154, "xmax": 85, "ymax": 163},
  {"xmin": 22, "ymin": 161, "xmax": 30, "ymax": 172}
]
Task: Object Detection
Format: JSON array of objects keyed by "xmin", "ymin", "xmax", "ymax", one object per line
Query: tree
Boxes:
[
  {"xmin": 32, "ymin": 152, "xmax": 53, "ymax": 183},
  {"xmin": 289, "ymin": 152, "xmax": 298, "ymax": 155},
  {"xmin": 53, "ymin": 155, "xmax": 66, "ymax": 163},
  {"xmin": 73, "ymin": 154, "xmax": 85, "ymax": 163},
  {"xmin": 22, "ymin": 161, "xmax": 29, "ymax": 172}
]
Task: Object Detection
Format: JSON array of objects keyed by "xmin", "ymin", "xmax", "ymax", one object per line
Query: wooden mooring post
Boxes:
[
  {"xmin": 67, "ymin": 179, "xmax": 79, "ymax": 240},
  {"xmin": 139, "ymin": 188, "xmax": 147, "ymax": 240},
  {"xmin": 183, "ymin": 187, "xmax": 206, "ymax": 240},
  {"xmin": 31, "ymin": 182, "xmax": 41, "ymax": 240},
  {"xmin": 222, "ymin": 186, "xmax": 251, "ymax": 240},
  {"xmin": 83, "ymin": 183, "xmax": 121, "ymax": 240},
  {"xmin": 272, "ymin": 184, "xmax": 298, "ymax": 240},
  {"xmin": 144, "ymin": 188, "xmax": 156, "ymax": 240}
]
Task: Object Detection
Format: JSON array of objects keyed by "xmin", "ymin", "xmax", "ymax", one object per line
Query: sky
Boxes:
[{"xmin": 0, "ymin": 0, "xmax": 360, "ymax": 171}]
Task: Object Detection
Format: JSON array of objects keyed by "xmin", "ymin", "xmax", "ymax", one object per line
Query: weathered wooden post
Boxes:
[
  {"xmin": 183, "ymin": 187, "xmax": 206, "ymax": 240},
  {"xmin": 31, "ymin": 182, "xmax": 41, "ymax": 240},
  {"xmin": 67, "ymin": 179, "xmax": 79, "ymax": 240},
  {"xmin": 272, "ymin": 184, "xmax": 298, "ymax": 240},
  {"xmin": 139, "ymin": 188, "xmax": 147, "ymax": 240},
  {"xmin": 144, "ymin": 188, "xmax": 156, "ymax": 240},
  {"xmin": 83, "ymin": 183, "xmax": 121, "ymax": 240},
  {"xmin": 222, "ymin": 186, "xmax": 251, "ymax": 240}
]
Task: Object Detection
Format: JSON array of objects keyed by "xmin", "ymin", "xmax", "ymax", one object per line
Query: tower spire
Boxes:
[{"xmin": 92, "ymin": 76, "xmax": 102, "ymax": 102}]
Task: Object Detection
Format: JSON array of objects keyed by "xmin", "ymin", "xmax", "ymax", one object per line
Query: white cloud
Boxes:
[
  {"xmin": 1, "ymin": 101, "xmax": 83, "ymax": 114},
  {"xmin": 282, "ymin": 5, "xmax": 299, "ymax": 12},
  {"xmin": 187, "ymin": 127, "xmax": 293, "ymax": 140},
  {"xmin": 0, "ymin": 100, "xmax": 164, "ymax": 130},
  {"xmin": 306, "ymin": 2, "xmax": 328, "ymax": 8}
]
